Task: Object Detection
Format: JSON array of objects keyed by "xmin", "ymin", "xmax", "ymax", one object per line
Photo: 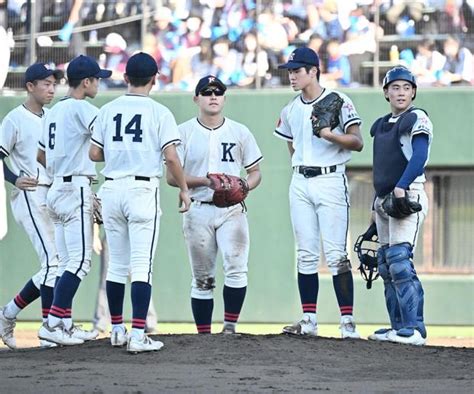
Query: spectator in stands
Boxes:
[
  {"xmin": 440, "ymin": 35, "xmax": 473, "ymax": 85},
  {"xmin": 101, "ymin": 32, "xmax": 129, "ymax": 89},
  {"xmin": 321, "ymin": 39, "xmax": 351, "ymax": 87},
  {"xmin": 236, "ymin": 31, "xmax": 270, "ymax": 87},
  {"xmin": 212, "ymin": 35, "xmax": 241, "ymax": 85},
  {"xmin": 411, "ymin": 38, "xmax": 446, "ymax": 86}
]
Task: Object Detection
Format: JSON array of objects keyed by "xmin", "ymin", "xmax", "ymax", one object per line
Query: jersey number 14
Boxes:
[{"xmin": 112, "ymin": 114, "xmax": 143, "ymax": 143}]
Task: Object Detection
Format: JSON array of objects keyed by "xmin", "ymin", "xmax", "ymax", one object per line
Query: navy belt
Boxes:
[
  {"xmin": 105, "ymin": 176, "xmax": 150, "ymax": 181},
  {"xmin": 296, "ymin": 165, "xmax": 337, "ymax": 178},
  {"xmin": 191, "ymin": 198, "xmax": 214, "ymax": 205},
  {"xmin": 63, "ymin": 176, "xmax": 72, "ymax": 182}
]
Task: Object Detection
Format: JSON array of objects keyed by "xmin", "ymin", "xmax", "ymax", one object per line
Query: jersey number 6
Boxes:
[{"xmin": 112, "ymin": 113, "xmax": 143, "ymax": 143}]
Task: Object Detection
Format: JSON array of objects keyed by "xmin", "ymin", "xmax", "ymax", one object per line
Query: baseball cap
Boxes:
[
  {"xmin": 67, "ymin": 55, "xmax": 112, "ymax": 80},
  {"xmin": 278, "ymin": 47, "xmax": 320, "ymax": 69},
  {"xmin": 25, "ymin": 63, "xmax": 64, "ymax": 84},
  {"xmin": 194, "ymin": 75, "xmax": 227, "ymax": 96},
  {"xmin": 125, "ymin": 52, "xmax": 158, "ymax": 78}
]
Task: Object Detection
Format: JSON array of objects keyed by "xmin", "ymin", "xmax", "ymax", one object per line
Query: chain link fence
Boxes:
[{"xmin": 0, "ymin": 0, "xmax": 472, "ymax": 90}]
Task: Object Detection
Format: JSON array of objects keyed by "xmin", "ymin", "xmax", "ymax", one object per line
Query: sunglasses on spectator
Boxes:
[{"xmin": 199, "ymin": 88, "xmax": 225, "ymax": 96}]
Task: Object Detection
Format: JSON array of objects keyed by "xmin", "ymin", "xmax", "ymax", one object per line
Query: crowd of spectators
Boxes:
[{"xmin": 1, "ymin": 0, "xmax": 473, "ymax": 89}]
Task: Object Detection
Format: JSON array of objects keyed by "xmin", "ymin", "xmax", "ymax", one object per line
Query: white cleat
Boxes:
[
  {"xmin": 340, "ymin": 315, "xmax": 360, "ymax": 339},
  {"xmin": 111, "ymin": 327, "xmax": 128, "ymax": 347},
  {"xmin": 39, "ymin": 339, "xmax": 58, "ymax": 348},
  {"xmin": 388, "ymin": 329, "xmax": 426, "ymax": 346},
  {"xmin": 127, "ymin": 334, "xmax": 164, "ymax": 354},
  {"xmin": 368, "ymin": 328, "xmax": 395, "ymax": 342},
  {"xmin": 38, "ymin": 323, "xmax": 84, "ymax": 346},
  {"xmin": 0, "ymin": 307, "xmax": 17, "ymax": 349},
  {"xmin": 70, "ymin": 325, "xmax": 99, "ymax": 341},
  {"xmin": 282, "ymin": 315, "xmax": 317, "ymax": 336}
]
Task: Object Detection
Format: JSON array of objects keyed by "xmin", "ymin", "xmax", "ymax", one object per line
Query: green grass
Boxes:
[{"xmin": 14, "ymin": 322, "xmax": 474, "ymax": 338}]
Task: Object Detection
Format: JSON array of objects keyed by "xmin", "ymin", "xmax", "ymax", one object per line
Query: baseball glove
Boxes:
[
  {"xmin": 382, "ymin": 192, "xmax": 422, "ymax": 219},
  {"xmin": 92, "ymin": 193, "xmax": 103, "ymax": 225},
  {"xmin": 207, "ymin": 173, "xmax": 249, "ymax": 208},
  {"xmin": 311, "ymin": 92, "xmax": 344, "ymax": 137}
]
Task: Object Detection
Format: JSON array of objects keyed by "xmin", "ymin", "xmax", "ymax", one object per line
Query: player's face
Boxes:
[
  {"xmin": 195, "ymin": 87, "xmax": 225, "ymax": 115},
  {"xmin": 287, "ymin": 67, "xmax": 315, "ymax": 91},
  {"xmin": 384, "ymin": 81, "xmax": 415, "ymax": 114},
  {"xmin": 28, "ymin": 75, "xmax": 57, "ymax": 105},
  {"xmin": 84, "ymin": 77, "xmax": 99, "ymax": 98}
]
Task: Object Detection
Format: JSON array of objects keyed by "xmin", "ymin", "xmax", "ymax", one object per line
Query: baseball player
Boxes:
[
  {"xmin": 167, "ymin": 75, "xmax": 263, "ymax": 335},
  {"xmin": 89, "ymin": 52, "xmax": 191, "ymax": 353},
  {"xmin": 92, "ymin": 228, "xmax": 158, "ymax": 334},
  {"xmin": 368, "ymin": 66, "xmax": 432, "ymax": 346},
  {"xmin": 37, "ymin": 55, "xmax": 111, "ymax": 346},
  {"xmin": 274, "ymin": 47, "xmax": 364, "ymax": 338},
  {"xmin": 0, "ymin": 64, "xmax": 63, "ymax": 349}
]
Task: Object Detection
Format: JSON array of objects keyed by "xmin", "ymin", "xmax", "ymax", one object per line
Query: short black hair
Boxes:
[
  {"xmin": 304, "ymin": 65, "xmax": 321, "ymax": 81},
  {"xmin": 68, "ymin": 76, "xmax": 97, "ymax": 88},
  {"xmin": 128, "ymin": 75, "xmax": 154, "ymax": 87}
]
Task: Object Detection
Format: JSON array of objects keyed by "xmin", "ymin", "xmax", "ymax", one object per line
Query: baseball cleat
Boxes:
[
  {"xmin": 282, "ymin": 315, "xmax": 317, "ymax": 336},
  {"xmin": 0, "ymin": 307, "xmax": 17, "ymax": 349},
  {"xmin": 38, "ymin": 322, "xmax": 84, "ymax": 346},
  {"xmin": 111, "ymin": 326, "xmax": 128, "ymax": 347},
  {"xmin": 340, "ymin": 315, "xmax": 360, "ymax": 339},
  {"xmin": 127, "ymin": 334, "xmax": 164, "ymax": 354},
  {"xmin": 70, "ymin": 325, "xmax": 99, "ymax": 341},
  {"xmin": 221, "ymin": 323, "xmax": 241, "ymax": 335},
  {"xmin": 387, "ymin": 328, "xmax": 426, "ymax": 346},
  {"xmin": 368, "ymin": 328, "xmax": 395, "ymax": 342},
  {"xmin": 39, "ymin": 339, "xmax": 58, "ymax": 348}
]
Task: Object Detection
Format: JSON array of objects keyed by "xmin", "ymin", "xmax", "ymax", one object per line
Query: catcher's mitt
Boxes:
[
  {"xmin": 311, "ymin": 92, "xmax": 344, "ymax": 137},
  {"xmin": 382, "ymin": 192, "xmax": 422, "ymax": 219},
  {"xmin": 92, "ymin": 193, "xmax": 103, "ymax": 225},
  {"xmin": 207, "ymin": 173, "xmax": 249, "ymax": 208}
]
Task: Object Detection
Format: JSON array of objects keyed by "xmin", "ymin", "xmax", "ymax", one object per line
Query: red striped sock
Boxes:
[
  {"xmin": 196, "ymin": 324, "xmax": 211, "ymax": 334},
  {"xmin": 302, "ymin": 303, "xmax": 317, "ymax": 314}
]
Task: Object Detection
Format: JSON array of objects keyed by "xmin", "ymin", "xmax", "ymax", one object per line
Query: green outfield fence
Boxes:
[{"xmin": 0, "ymin": 88, "xmax": 473, "ymax": 325}]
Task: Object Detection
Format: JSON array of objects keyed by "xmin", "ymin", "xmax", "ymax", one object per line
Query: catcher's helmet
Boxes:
[
  {"xmin": 354, "ymin": 222, "xmax": 379, "ymax": 289},
  {"xmin": 382, "ymin": 66, "xmax": 417, "ymax": 100}
]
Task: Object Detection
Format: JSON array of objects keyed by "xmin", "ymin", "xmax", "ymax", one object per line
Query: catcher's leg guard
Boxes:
[
  {"xmin": 377, "ymin": 245, "xmax": 402, "ymax": 330},
  {"xmin": 386, "ymin": 243, "xmax": 422, "ymax": 335}
]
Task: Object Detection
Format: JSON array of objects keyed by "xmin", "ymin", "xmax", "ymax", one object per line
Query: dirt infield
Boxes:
[{"xmin": 0, "ymin": 334, "xmax": 473, "ymax": 393}]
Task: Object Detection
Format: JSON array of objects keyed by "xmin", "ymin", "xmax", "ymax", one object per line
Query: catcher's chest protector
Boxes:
[{"xmin": 371, "ymin": 110, "xmax": 417, "ymax": 197}]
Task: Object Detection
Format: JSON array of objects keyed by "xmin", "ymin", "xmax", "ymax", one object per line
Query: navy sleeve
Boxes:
[
  {"xmin": 396, "ymin": 134, "xmax": 429, "ymax": 190},
  {"xmin": 1, "ymin": 156, "xmax": 19, "ymax": 185}
]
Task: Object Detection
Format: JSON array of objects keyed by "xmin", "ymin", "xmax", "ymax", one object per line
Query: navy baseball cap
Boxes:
[
  {"xmin": 25, "ymin": 63, "xmax": 63, "ymax": 84},
  {"xmin": 195, "ymin": 75, "xmax": 227, "ymax": 96},
  {"xmin": 278, "ymin": 47, "xmax": 320, "ymax": 69},
  {"xmin": 67, "ymin": 55, "xmax": 112, "ymax": 80},
  {"xmin": 126, "ymin": 52, "xmax": 158, "ymax": 78}
]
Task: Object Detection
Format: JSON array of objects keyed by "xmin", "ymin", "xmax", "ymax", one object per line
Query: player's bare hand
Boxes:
[
  {"xmin": 393, "ymin": 187, "xmax": 406, "ymax": 198},
  {"xmin": 179, "ymin": 190, "xmax": 192, "ymax": 213},
  {"xmin": 15, "ymin": 176, "xmax": 38, "ymax": 191},
  {"xmin": 318, "ymin": 127, "xmax": 333, "ymax": 140}
]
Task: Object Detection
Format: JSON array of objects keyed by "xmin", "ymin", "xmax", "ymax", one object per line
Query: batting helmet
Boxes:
[
  {"xmin": 382, "ymin": 66, "xmax": 417, "ymax": 100},
  {"xmin": 354, "ymin": 222, "xmax": 379, "ymax": 289}
]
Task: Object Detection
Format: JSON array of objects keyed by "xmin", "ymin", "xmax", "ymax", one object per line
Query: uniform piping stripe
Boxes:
[
  {"xmin": 88, "ymin": 115, "xmax": 97, "ymax": 131},
  {"xmin": 161, "ymin": 138, "xmax": 181, "ymax": 151},
  {"xmin": 75, "ymin": 187, "xmax": 86, "ymax": 276},
  {"xmin": 147, "ymin": 188, "xmax": 158, "ymax": 284},
  {"xmin": 273, "ymin": 130, "xmax": 293, "ymax": 141},
  {"xmin": 23, "ymin": 191, "xmax": 50, "ymax": 286},
  {"xmin": 343, "ymin": 118, "xmax": 361, "ymax": 130},
  {"xmin": 342, "ymin": 174, "xmax": 350, "ymax": 253},
  {"xmin": 0, "ymin": 146, "xmax": 9, "ymax": 156},
  {"xmin": 38, "ymin": 141, "xmax": 45, "ymax": 149},
  {"xmin": 90, "ymin": 137, "xmax": 104, "ymax": 148},
  {"xmin": 244, "ymin": 156, "xmax": 263, "ymax": 169},
  {"xmin": 412, "ymin": 195, "xmax": 421, "ymax": 246}
]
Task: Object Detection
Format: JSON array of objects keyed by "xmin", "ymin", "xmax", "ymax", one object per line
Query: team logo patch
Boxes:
[
  {"xmin": 44, "ymin": 64, "xmax": 51, "ymax": 70},
  {"xmin": 208, "ymin": 76, "xmax": 215, "ymax": 83}
]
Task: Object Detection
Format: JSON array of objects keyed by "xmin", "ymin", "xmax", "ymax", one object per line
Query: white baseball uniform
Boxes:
[
  {"xmin": 177, "ymin": 117, "xmax": 263, "ymax": 299},
  {"xmin": 274, "ymin": 89, "xmax": 361, "ymax": 275},
  {"xmin": 39, "ymin": 97, "xmax": 97, "ymax": 279},
  {"xmin": 91, "ymin": 94, "xmax": 181, "ymax": 284},
  {"xmin": 0, "ymin": 105, "xmax": 58, "ymax": 287}
]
